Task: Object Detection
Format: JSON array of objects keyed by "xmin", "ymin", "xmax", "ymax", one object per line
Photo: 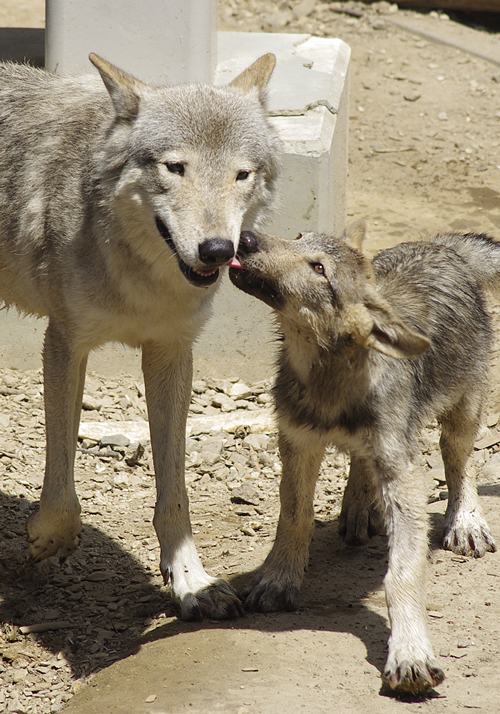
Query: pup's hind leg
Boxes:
[
  {"xmin": 338, "ymin": 455, "xmax": 384, "ymax": 545},
  {"xmin": 142, "ymin": 341, "xmax": 243, "ymax": 621},
  {"xmin": 27, "ymin": 320, "xmax": 86, "ymax": 561},
  {"xmin": 440, "ymin": 394, "xmax": 496, "ymax": 557},
  {"xmin": 243, "ymin": 427, "xmax": 326, "ymax": 612}
]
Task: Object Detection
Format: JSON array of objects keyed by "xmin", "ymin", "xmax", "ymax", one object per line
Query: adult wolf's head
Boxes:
[{"xmin": 90, "ymin": 53, "xmax": 281, "ymax": 289}]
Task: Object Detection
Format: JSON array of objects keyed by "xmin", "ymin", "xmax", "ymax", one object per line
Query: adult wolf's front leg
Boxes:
[
  {"xmin": 27, "ymin": 320, "xmax": 86, "ymax": 562},
  {"xmin": 243, "ymin": 429, "xmax": 326, "ymax": 612},
  {"xmin": 142, "ymin": 341, "xmax": 243, "ymax": 621}
]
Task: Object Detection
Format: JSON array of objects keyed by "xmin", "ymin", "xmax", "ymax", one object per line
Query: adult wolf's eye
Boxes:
[
  {"xmin": 312, "ymin": 263, "xmax": 325, "ymax": 275},
  {"xmin": 236, "ymin": 170, "xmax": 250, "ymax": 181},
  {"xmin": 166, "ymin": 162, "xmax": 185, "ymax": 176}
]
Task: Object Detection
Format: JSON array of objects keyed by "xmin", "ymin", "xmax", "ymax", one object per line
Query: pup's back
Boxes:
[{"xmin": 371, "ymin": 236, "xmax": 492, "ymax": 425}]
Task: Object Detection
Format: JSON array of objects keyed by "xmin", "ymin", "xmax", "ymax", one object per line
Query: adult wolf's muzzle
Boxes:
[{"xmin": 156, "ymin": 218, "xmax": 228, "ymax": 287}]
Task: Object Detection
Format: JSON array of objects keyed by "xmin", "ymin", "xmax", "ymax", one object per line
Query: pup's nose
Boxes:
[
  {"xmin": 238, "ymin": 231, "xmax": 259, "ymax": 254},
  {"xmin": 199, "ymin": 238, "xmax": 234, "ymax": 265}
]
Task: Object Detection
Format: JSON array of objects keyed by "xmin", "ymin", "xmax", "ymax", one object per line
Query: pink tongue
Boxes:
[{"xmin": 227, "ymin": 255, "xmax": 243, "ymax": 269}]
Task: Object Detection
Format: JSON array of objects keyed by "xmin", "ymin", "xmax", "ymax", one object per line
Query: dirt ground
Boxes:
[{"xmin": 1, "ymin": 1, "xmax": 500, "ymax": 713}]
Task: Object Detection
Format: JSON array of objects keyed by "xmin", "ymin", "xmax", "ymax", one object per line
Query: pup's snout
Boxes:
[
  {"xmin": 238, "ymin": 231, "xmax": 259, "ymax": 255},
  {"xmin": 199, "ymin": 238, "xmax": 235, "ymax": 266}
]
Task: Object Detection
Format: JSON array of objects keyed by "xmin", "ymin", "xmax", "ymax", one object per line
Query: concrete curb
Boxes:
[{"xmin": 389, "ymin": 14, "xmax": 500, "ymax": 67}]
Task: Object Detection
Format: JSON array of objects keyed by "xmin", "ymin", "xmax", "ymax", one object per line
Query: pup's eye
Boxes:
[
  {"xmin": 312, "ymin": 263, "xmax": 325, "ymax": 275},
  {"xmin": 166, "ymin": 162, "xmax": 185, "ymax": 176},
  {"xmin": 236, "ymin": 170, "xmax": 250, "ymax": 181}
]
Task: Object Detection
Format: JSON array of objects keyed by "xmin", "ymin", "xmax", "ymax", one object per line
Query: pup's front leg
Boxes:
[
  {"xmin": 142, "ymin": 341, "xmax": 243, "ymax": 621},
  {"xmin": 379, "ymin": 464, "xmax": 444, "ymax": 695},
  {"xmin": 338, "ymin": 455, "xmax": 384, "ymax": 545},
  {"xmin": 27, "ymin": 321, "xmax": 86, "ymax": 562},
  {"xmin": 244, "ymin": 428, "xmax": 326, "ymax": 612}
]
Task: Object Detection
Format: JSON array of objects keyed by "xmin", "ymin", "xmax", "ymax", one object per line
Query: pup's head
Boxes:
[
  {"xmin": 90, "ymin": 53, "xmax": 281, "ymax": 289},
  {"xmin": 229, "ymin": 223, "xmax": 430, "ymax": 359}
]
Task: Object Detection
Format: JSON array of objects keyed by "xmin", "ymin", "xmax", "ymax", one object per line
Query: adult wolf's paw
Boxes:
[
  {"xmin": 443, "ymin": 508, "xmax": 496, "ymax": 558},
  {"xmin": 382, "ymin": 658, "xmax": 445, "ymax": 696},
  {"xmin": 26, "ymin": 508, "xmax": 82, "ymax": 563},
  {"xmin": 243, "ymin": 571, "xmax": 300, "ymax": 613},
  {"xmin": 175, "ymin": 580, "xmax": 244, "ymax": 622},
  {"xmin": 338, "ymin": 500, "xmax": 384, "ymax": 546}
]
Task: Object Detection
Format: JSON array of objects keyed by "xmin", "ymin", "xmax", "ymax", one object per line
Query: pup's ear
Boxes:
[
  {"xmin": 89, "ymin": 53, "xmax": 146, "ymax": 121},
  {"xmin": 346, "ymin": 295, "xmax": 431, "ymax": 360},
  {"xmin": 341, "ymin": 220, "xmax": 366, "ymax": 251},
  {"xmin": 230, "ymin": 54, "xmax": 276, "ymax": 105}
]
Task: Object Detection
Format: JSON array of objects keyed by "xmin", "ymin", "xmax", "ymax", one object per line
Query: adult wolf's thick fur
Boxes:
[
  {"xmin": 0, "ymin": 54, "xmax": 280, "ymax": 621},
  {"xmin": 230, "ymin": 225, "xmax": 498, "ymax": 694}
]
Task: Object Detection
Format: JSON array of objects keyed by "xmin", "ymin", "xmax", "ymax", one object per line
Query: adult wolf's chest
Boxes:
[{"xmin": 74, "ymin": 275, "xmax": 215, "ymax": 351}]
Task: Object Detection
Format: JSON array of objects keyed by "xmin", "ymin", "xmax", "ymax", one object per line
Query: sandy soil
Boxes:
[{"xmin": 1, "ymin": 2, "xmax": 500, "ymax": 713}]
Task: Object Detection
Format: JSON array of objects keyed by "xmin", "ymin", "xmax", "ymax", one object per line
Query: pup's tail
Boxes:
[{"xmin": 433, "ymin": 232, "xmax": 500, "ymax": 292}]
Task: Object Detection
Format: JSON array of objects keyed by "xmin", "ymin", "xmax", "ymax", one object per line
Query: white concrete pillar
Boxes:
[{"xmin": 45, "ymin": 0, "xmax": 217, "ymax": 83}]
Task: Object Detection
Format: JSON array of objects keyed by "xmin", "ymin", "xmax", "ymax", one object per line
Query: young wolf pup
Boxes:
[
  {"xmin": 0, "ymin": 54, "xmax": 280, "ymax": 621},
  {"xmin": 229, "ymin": 224, "xmax": 497, "ymax": 694}
]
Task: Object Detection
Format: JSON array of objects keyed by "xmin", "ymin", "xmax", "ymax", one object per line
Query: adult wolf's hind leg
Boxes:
[
  {"xmin": 440, "ymin": 394, "xmax": 496, "ymax": 557},
  {"xmin": 142, "ymin": 341, "xmax": 243, "ymax": 621},
  {"xmin": 27, "ymin": 321, "xmax": 87, "ymax": 562}
]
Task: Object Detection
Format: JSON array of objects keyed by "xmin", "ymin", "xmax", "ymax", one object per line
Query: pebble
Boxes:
[
  {"xmin": 82, "ymin": 394, "xmax": 101, "ymax": 411},
  {"xmin": 481, "ymin": 452, "xmax": 500, "ymax": 482},
  {"xmin": 292, "ymin": 0, "xmax": 316, "ymax": 20},
  {"xmin": 227, "ymin": 381, "xmax": 253, "ymax": 400},
  {"xmin": 263, "ymin": 9, "xmax": 294, "ymax": 30},
  {"xmin": 230, "ymin": 483, "xmax": 261, "ymax": 506},
  {"xmin": 100, "ymin": 434, "xmax": 130, "ymax": 448},
  {"xmin": 244, "ymin": 433, "xmax": 270, "ymax": 451}
]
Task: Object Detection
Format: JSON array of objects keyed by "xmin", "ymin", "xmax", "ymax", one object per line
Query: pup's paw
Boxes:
[
  {"xmin": 243, "ymin": 570, "xmax": 300, "ymax": 613},
  {"xmin": 443, "ymin": 509, "xmax": 496, "ymax": 558},
  {"xmin": 338, "ymin": 500, "xmax": 384, "ymax": 546},
  {"xmin": 174, "ymin": 580, "xmax": 244, "ymax": 622},
  {"xmin": 27, "ymin": 508, "xmax": 82, "ymax": 563},
  {"xmin": 382, "ymin": 657, "xmax": 445, "ymax": 696}
]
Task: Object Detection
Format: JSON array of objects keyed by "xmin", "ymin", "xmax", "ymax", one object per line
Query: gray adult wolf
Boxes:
[
  {"xmin": 229, "ymin": 225, "xmax": 498, "ymax": 694},
  {"xmin": 0, "ymin": 53, "xmax": 280, "ymax": 621}
]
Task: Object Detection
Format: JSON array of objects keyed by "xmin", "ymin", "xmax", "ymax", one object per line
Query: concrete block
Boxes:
[{"xmin": 45, "ymin": 0, "xmax": 217, "ymax": 83}]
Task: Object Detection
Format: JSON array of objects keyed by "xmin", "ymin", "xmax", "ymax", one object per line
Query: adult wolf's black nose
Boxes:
[
  {"xmin": 199, "ymin": 238, "xmax": 235, "ymax": 265},
  {"xmin": 238, "ymin": 231, "xmax": 259, "ymax": 254},
  {"xmin": 198, "ymin": 238, "xmax": 234, "ymax": 267}
]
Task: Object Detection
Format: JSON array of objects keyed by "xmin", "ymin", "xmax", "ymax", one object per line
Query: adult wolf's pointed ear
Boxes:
[
  {"xmin": 89, "ymin": 53, "xmax": 146, "ymax": 121},
  {"xmin": 230, "ymin": 54, "xmax": 276, "ymax": 105}
]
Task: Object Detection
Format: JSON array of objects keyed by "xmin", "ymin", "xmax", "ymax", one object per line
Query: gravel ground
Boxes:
[{"xmin": 0, "ymin": 367, "xmax": 498, "ymax": 713}]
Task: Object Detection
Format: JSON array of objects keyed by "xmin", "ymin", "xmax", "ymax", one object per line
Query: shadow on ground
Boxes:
[
  {"xmin": 6, "ymin": 482, "xmax": 497, "ymax": 690},
  {"xmin": 1, "ymin": 489, "xmax": 390, "ymax": 683},
  {"xmin": 0, "ymin": 490, "xmax": 172, "ymax": 680}
]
